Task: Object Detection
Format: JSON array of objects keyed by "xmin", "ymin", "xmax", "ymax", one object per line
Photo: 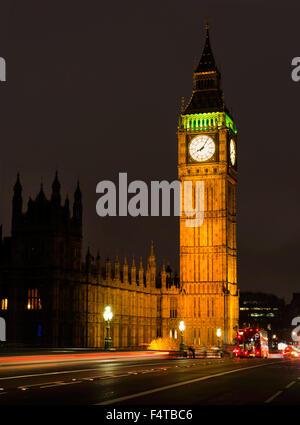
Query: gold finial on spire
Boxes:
[
  {"xmin": 205, "ymin": 15, "xmax": 210, "ymax": 31},
  {"xmin": 193, "ymin": 57, "xmax": 198, "ymax": 72},
  {"xmin": 181, "ymin": 97, "xmax": 185, "ymax": 113},
  {"xmin": 150, "ymin": 240, "xmax": 154, "ymax": 256}
]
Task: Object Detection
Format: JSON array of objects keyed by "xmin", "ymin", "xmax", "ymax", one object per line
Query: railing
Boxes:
[
  {"xmin": 179, "ymin": 124, "xmax": 221, "ymax": 132},
  {"xmin": 188, "ymin": 349, "xmax": 222, "ymax": 359},
  {"xmin": 168, "ymin": 349, "xmax": 222, "ymax": 359}
]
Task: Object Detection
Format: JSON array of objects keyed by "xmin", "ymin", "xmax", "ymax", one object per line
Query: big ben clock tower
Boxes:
[{"xmin": 178, "ymin": 24, "xmax": 239, "ymax": 346}]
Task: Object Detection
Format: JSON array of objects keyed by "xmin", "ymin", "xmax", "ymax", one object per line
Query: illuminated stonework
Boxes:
[
  {"xmin": 180, "ymin": 112, "xmax": 237, "ymax": 135},
  {"xmin": 177, "ymin": 26, "xmax": 239, "ymax": 347},
  {"xmin": 0, "ymin": 26, "xmax": 239, "ymax": 350}
]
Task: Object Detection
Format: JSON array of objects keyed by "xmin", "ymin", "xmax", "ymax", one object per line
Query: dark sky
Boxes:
[{"xmin": 0, "ymin": 0, "xmax": 300, "ymax": 302}]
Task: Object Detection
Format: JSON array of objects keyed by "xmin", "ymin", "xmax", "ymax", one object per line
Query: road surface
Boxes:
[{"xmin": 0, "ymin": 351, "xmax": 299, "ymax": 405}]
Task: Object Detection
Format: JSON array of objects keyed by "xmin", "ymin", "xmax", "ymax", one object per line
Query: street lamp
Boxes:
[
  {"xmin": 179, "ymin": 320, "xmax": 185, "ymax": 351},
  {"xmin": 216, "ymin": 328, "xmax": 222, "ymax": 349},
  {"xmin": 103, "ymin": 305, "xmax": 113, "ymax": 350}
]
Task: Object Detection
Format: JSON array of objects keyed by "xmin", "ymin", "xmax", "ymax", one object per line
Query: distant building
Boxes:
[
  {"xmin": 285, "ymin": 293, "xmax": 300, "ymax": 323},
  {"xmin": 239, "ymin": 292, "xmax": 284, "ymax": 330},
  {"xmin": 239, "ymin": 292, "xmax": 285, "ymax": 347}
]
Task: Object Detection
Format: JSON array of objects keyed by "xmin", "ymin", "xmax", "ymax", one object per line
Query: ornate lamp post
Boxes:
[
  {"xmin": 103, "ymin": 305, "xmax": 113, "ymax": 350},
  {"xmin": 216, "ymin": 328, "xmax": 222, "ymax": 350},
  {"xmin": 179, "ymin": 320, "xmax": 185, "ymax": 351}
]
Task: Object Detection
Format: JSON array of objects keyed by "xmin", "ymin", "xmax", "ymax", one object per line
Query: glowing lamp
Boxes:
[
  {"xmin": 103, "ymin": 306, "xmax": 113, "ymax": 350},
  {"xmin": 103, "ymin": 305, "xmax": 113, "ymax": 321},
  {"xmin": 179, "ymin": 321, "xmax": 185, "ymax": 332},
  {"xmin": 178, "ymin": 321, "xmax": 185, "ymax": 352}
]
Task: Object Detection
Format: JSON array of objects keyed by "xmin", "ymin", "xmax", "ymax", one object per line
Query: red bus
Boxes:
[{"xmin": 233, "ymin": 328, "xmax": 269, "ymax": 358}]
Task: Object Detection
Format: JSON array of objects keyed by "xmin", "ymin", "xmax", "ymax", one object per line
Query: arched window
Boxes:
[
  {"xmin": 27, "ymin": 288, "xmax": 42, "ymax": 310},
  {"xmin": 1, "ymin": 299, "xmax": 7, "ymax": 310},
  {"xmin": 170, "ymin": 297, "xmax": 178, "ymax": 318}
]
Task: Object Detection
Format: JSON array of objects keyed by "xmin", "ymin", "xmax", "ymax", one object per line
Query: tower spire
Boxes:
[
  {"xmin": 36, "ymin": 183, "xmax": 46, "ymax": 202},
  {"xmin": 73, "ymin": 180, "xmax": 82, "ymax": 225},
  {"xmin": 194, "ymin": 21, "xmax": 218, "ymax": 74},
  {"xmin": 13, "ymin": 172, "xmax": 22, "ymax": 194},
  {"xmin": 205, "ymin": 15, "xmax": 210, "ymax": 31},
  {"xmin": 150, "ymin": 240, "xmax": 154, "ymax": 257},
  {"xmin": 183, "ymin": 21, "xmax": 228, "ymax": 115},
  {"xmin": 12, "ymin": 173, "xmax": 23, "ymax": 232},
  {"xmin": 51, "ymin": 171, "xmax": 61, "ymax": 206}
]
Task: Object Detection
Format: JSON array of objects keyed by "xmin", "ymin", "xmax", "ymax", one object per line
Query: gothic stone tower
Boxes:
[
  {"xmin": 178, "ymin": 26, "xmax": 239, "ymax": 347},
  {"xmin": 8, "ymin": 172, "xmax": 83, "ymax": 346}
]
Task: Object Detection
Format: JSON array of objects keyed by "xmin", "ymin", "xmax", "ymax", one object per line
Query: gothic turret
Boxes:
[
  {"xmin": 114, "ymin": 255, "xmax": 120, "ymax": 280},
  {"xmin": 12, "ymin": 173, "xmax": 22, "ymax": 232},
  {"xmin": 105, "ymin": 257, "xmax": 111, "ymax": 281},
  {"xmin": 73, "ymin": 181, "xmax": 82, "ymax": 224},
  {"xmin": 96, "ymin": 250, "xmax": 101, "ymax": 275},
  {"xmin": 147, "ymin": 241, "xmax": 156, "ymax": 287},
  {"xmin": 36, "ymin": 183, "xmax": 46, "ymax": 203},
  {"xmin": 138, "ymin": 257, "xmax": 144, "ymax": 286},
  {"xmin": 51, "ymin": 171, "xmax": 61, "ymax": 206},
  {"xmin": 85, "ymin": 247, "xmax": 93, "ymax": 274},
  {"xmin": 131, "ymin": 256, "xmax": 136, "ymax": 284},
  {"xmin": 161, "ymin": 262, "xmax": 167, "ymax": 289},
  {"xmin": 64, "ymin": 195, "xmax": 70, "ymax": 219},
  {"xmin": 123, "ymin": 256, "xmax": 128, "ymax": 284}
]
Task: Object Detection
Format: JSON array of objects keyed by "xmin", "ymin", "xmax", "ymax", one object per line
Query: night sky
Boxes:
[{"xmin": 0, "ymin": 0, "xmax": 300, "ymax": 301}]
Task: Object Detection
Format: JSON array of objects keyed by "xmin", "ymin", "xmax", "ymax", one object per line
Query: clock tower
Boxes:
[{"xmin": 178, "ymin": 25, "xmax": 239, "ymax": 346}]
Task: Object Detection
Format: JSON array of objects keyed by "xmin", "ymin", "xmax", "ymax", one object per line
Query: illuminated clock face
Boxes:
[
  {"xmin": 189, "ymin": 135, "xmax": 215, "ymax": 162},
  {"xmin": 230, "ymin": 139, "xmax": 236, "ymax": 166}
]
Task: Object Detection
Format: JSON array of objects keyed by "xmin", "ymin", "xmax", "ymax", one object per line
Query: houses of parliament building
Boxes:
[{"xmin": 0, "ymin": 27, "xmax": 239, "ymax": 349}]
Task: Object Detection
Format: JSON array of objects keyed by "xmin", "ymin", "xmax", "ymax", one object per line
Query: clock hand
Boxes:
[{"xmin": 197, "ymin": 140, "xmax": 208, "ymax": 152}]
